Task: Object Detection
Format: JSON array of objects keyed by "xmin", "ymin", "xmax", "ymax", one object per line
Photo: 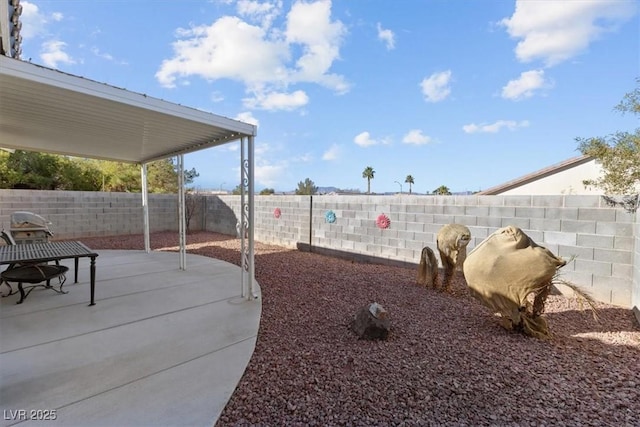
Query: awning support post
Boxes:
[
  {"xmin": 178, "ymin": 155, "xmax": 186, "ymax": 270},
  {"xmin": 240, "ymin": 136, "xmax": 256, "ymax": 300},
  {"xmin": 141, "ymin": 163, "xmax": 150, "ymax": 253}
]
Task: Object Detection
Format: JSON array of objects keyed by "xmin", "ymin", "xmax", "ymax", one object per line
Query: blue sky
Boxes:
[{"xmin": 19, "ymin": 0, "xmax": 639, "ymax": 194}]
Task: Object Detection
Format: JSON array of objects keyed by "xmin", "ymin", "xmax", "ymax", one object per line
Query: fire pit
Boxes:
[{"xmin": 1, "ymin": 264, "xmax": 69, "ymax": 304}]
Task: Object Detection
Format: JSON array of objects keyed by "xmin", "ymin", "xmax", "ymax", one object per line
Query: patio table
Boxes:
[{"xmin": 0, "ymin": 241, "xmax": 98, "ymax": 306}]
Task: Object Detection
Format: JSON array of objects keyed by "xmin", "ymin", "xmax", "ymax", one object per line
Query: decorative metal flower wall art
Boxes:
[
  {"xmin": 325, "ymin": 210, "xmax": 337, "ymax": 224},
  {"xmin": 376, "ymin": 213, "xmax": 391, "ymax": 229}
]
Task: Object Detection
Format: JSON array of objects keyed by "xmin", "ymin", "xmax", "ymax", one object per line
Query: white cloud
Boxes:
[
  {"xmin": 156, "ymin": 0, "xmax": 349, "ymax": 109},
  {"xmin": 243, "ymin": 89, "xmax": 309, "ymax": 111},
  {"xmin": 322, "ymin": 143, "xmax": 341, "ymax": 160},
  {"xmin": 20, "ymin": 1, "xmax": 50, "ymax": 39},
  {"xmin": 255, "ymin": 163, "xmax": 285, "ymax": 187},
  {"xmin": 501, "ymin": 69, "xmax": 551, "ymax": 100},
  {"xmin": 463, "ymin": 120, "xmax": 530, "ymax": 134},
  {"xmin": 420, "ymin": 70, "xmax": 452, "ymax": 102},
  {"xmin": 156, "ymin": 16, "xmax": 289, "ymax": 89},
  {"xmin": 377, "ymin": 22, "xmax": 395, "ymax": 50},
  {"xmin": 40, "ymin": 40, "xmax": 75, "ymax": 68},
  {"xmin": 402, "ymin": 129, "xmax": 432, "ymax": 145},
  {"xmin": 232, "ymin": 143, "xmax": 284, "ymax": 186},
  {"xmin": 235, "ymin": 111, "xmax": 260, "ymax": 126},
  {"xmin": 354, "ymin": 131, "xmax": 379, "ymax": 147},
  {"xmin": 285, "ymin": 0, "xmax": 348, "ymax": 92},
  {"xmin": 236, "ymin": 0, "xmax": 283, "ymax": 28},
  {"xmin": 500, "ymin": 0, "xmax": 636, "ymax": 66}
]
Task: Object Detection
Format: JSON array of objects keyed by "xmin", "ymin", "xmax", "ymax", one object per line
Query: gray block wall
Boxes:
[
  {"xmin": 0, "ymin": 189, "xmax": 182, "ymax": 237},
  {"xmin": 1, "ymin": 190, "xmax": 637, "ymax": 309},
  {"xmin": 199, "ymin": 195, "xmax": 311, "ymax": 246},
  {"xmin": 201, "ymin": 194, "xmax": 637, "ymax": 308}
]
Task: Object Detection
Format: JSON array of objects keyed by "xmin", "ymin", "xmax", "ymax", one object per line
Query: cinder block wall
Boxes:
[
  {"xmin": 1, "ymin": 190, "xmax": 636, "ymax": 309},
  {"xmin": 205, "ymin": 194, "xmax": 634, "ymax": 307},
  {"xmin": 200, "ymin": 195, "xmax": 240, "ymax": 236},
  {"xmin": 200, "ymin": 195, "xmax": 312, "ymax": 247},
  {"xmin": 0, "ymin": 189, "xmax": 182, "ymax": 237}
]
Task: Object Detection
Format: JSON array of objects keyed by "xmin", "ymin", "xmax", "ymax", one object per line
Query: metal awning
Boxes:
[
  {"xmin": 0, "ymin": 55, "xmax": 257, "ymax": 301},
  {"xmin": 0, "ymin": 55, "xmax": 256, "ymax": 163}
]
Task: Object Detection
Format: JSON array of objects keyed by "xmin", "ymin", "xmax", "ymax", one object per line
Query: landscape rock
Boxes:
[{"xmin": 351, "ymin": 302, "xmax": 390, "ymax": 340}]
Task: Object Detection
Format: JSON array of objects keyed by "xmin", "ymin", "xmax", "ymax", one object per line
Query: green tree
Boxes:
[
  {"xmin": 362, "ymin": 166, "xmax": 375, "ymax": 194},
  {"xmin": 577, "ymin": 82, "xmax": 639, "ymax": 199},
  {"xmin": 84, "ymin": 158, "xmax": 198, "ymax": 193},
  {"xmin": 260, "ymin": 188, "xmax": 275, "ymax": 195},
  {"xmin": 432, "ymin": 185, "xmax": 451, "ymax": 195},
  {"xmin": 0, "ymin": 151, "xmax": 104, "ymax": 191},
  {"xmin": 0, "ymin": 150, "xmax": 13, "ymax": 188},
  {"xmin": 183, "ymin": 167, "xmax": 199, "ymax": 187},
  {"xmin": 295, "ymin": 178, "xmax": 318, "ymax": 195},
  {"xmin": 405, "ymin": 175, "xmax": 415, "ymax": 194},
  {"xmin": 0, "ymin": 150, "xmax": 65, "ymax": 189},
  {"xmin": 147, "ymin": 159, "xmax": 199, "ymax": 193},
  {"xmin": 58, "ymin": 157, "xmax": 102, "ymax": 190},
  {"xmin": 232, "ymin": 184, "xmax": 243, "ymax": 195},
  {"xmin": 148, "ymin": 159, "xmax": 178, "ymax": 193},
  {"xmin": 93, "ymin": 160, "xmax": 140, "ymax": 192},
  {"xmin": 0, "ymin": 152, "xmax": 198, "ymax": 193}
]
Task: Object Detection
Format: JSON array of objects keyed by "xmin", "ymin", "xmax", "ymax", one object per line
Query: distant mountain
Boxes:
[{"xmin": 316, "ymin": 186, "xmax": 340, "ymax": 194}]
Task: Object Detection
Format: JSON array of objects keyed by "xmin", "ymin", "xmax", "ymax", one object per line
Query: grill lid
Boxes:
[{"xmin": 10, "ymin": 211, "xmax": 52, "ymax": 230}]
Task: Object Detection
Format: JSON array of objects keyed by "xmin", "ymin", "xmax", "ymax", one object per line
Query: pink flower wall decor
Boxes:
[
  {"xmin": 273, "ymin": 208, "xmax": 282, "ymax": 219},
  {"xmin": 376, "ymin": 213, "xmax": 391, "ymax": 229}
]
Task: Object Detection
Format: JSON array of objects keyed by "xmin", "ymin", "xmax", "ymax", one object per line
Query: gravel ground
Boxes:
[{"xmin": 79, "ymin": 231, "xmax": 640, "ymax": 427}]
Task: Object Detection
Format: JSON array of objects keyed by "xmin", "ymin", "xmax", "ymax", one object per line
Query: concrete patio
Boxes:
[{"xmin": 0, "ymin": 249, "xmax": 261, "ymax": 427}]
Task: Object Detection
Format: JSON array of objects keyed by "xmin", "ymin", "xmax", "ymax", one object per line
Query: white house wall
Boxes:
[{"xmin": 501, "ymin": 160, "xmax": 603, "ymax": 195}]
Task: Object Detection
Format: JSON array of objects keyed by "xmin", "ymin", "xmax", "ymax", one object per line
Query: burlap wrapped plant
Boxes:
[
  {"xmin": 436, "ymin": 224, "xmax": 471, "ymax": 291},
  {"xmin": 463, "ymin": 226, "xmax": 566, "ymax": 339}
]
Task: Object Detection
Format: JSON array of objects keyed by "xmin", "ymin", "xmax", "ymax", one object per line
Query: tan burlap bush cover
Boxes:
[{"xmin": 463, "ymin": 226, "xmax": 566, "ymax": 338}]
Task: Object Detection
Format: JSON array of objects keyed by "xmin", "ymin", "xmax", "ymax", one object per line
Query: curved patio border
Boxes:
[{"xmin": 0, "ymin": 250, "xmax": 261, "ymax": 426}]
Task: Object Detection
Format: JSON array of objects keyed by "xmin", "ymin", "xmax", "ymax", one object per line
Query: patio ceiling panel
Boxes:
[{"xmin": 0, "ymin": 56, "xmax": 256, "ymax": 164}]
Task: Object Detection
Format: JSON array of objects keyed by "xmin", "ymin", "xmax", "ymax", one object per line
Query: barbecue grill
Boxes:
[{"xmin": 9, "ymin": 211, "xmax": 53, "ymax": 244}]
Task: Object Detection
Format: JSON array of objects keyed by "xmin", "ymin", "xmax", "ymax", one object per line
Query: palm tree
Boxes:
[
  {"xmin": 405, "ymin": 175, "xmax": 415, "ymax": 194},
  {"xmin": 432, "ymin": 185, "xmax": 451, "ymax": 195},
  {"xmin": 362, "ymin": 166, "xmax": 375, "ymax": 194}
]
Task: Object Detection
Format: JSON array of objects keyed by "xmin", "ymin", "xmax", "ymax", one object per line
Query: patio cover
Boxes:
[
  {"xmin": 0, "ymin": 56, "xmax": 256, "ymax": 162},
  {"xmin": 0, "ymin": 55, "xmax": 258, "ymax": 299}
]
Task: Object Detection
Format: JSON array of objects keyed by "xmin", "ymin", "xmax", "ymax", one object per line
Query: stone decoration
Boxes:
[
  {"xmin": 325, "ymin": 210, "xmax": 336, "ymax": 224},
  {"xmin": 351, "ymin": 302, "xmax": 391, "ymax": 340},
  {"xmin": 376, "ymin": 213, "xmax": 391, "ymax": 229}
]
